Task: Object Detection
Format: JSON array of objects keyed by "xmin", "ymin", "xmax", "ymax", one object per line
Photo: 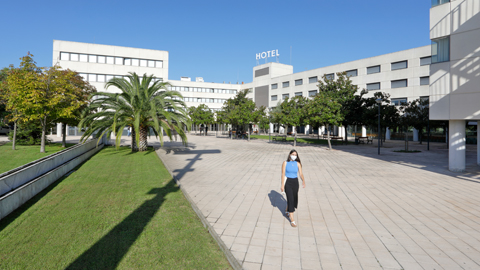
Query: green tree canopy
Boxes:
[
  {"xmin": 79, "ymin": 73, "xmax": 190, "ymax": 151},
  {"xmin": 278, "ymin": 96, "xmax": 309, "ymax": 146},
  {"xmin": 188, "ymin": 104, "xmax": 214, "ymax": 135},
  {"xmin": 5, "ymin": 53, "xmax": 95, "ymax": 152}
]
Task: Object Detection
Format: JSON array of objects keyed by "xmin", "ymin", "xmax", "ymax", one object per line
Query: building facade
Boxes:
[{"xmin": 429, "ymin": 0, "xmax": 480, "ymax": 171}]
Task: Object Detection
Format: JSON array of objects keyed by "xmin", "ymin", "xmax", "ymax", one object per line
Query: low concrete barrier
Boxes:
[{"xmin": 0, "ymin": 138, "xmax": 105, "ymax": 220}]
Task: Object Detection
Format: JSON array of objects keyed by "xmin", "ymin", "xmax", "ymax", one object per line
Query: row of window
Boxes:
[
  {"xmin": 270, "ymin": 57, "xmax": 431, "ymax": 90},
  {"xmin": 366, "ymin": 77, "xmax": 429, "ymax": 91},
  {"xmin": 271, "ymin": 90, "xmax": 318, "ymax": 101},
  {"xmin": 167, "ymin": 86, "xmax": 237, "ymax": 95},
  {"xmin": 432, "ymin": 0, "xmax": 449, "ymax": 7},
  {"xmin": 79, "ymin": 73, "xmax": 163, "ymax": 83},
  {"xmin": 60, "ymin": 52, "xmax": 163, "ymax": 68},
  {"xmin": 183, "ymin": 97, "xmax": 228, "ymax": 104}
]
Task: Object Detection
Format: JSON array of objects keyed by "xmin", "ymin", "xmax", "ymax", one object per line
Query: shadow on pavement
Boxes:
[{"xmin": 268, "ymin": 190, "xmax": 288, "ymax": 220}]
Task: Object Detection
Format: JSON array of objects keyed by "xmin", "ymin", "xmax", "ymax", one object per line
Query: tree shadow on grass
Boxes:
[{"xmin": 65, "ymin": 179, "xmax": 179, "ymax": 270}]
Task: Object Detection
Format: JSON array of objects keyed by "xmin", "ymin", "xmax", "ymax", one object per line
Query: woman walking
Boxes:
[{"xmin": 281, "ymin": 149, "xmax": 306, "ymax": 227}]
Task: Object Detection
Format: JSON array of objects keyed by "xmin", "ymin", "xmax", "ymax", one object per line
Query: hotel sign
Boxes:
[{"xmin": 256, "ymin": 49, "xmax": 279, "ymax": 60}]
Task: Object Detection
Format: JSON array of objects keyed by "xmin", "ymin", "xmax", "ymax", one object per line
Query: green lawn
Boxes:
[
  {"xmin": 250, "ymin": 134, "xmax": 354, "ymax": 145},
  {"xmin": 0, "ymin": 142, "xmax": 75, "ymax": 174},
  {"xmin": 0, "ymin": 146, "xmax": 231, "ymax": 270}
]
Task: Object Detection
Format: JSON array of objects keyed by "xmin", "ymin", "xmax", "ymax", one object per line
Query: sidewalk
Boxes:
[{"xmin": 156, "ymin": 135, "xmax": 480, "ymax": 270}]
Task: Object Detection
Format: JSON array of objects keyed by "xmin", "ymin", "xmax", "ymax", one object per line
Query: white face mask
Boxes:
[{"xmin": 290, "ymin": 155, "xmax": 297, "ymax": 161}]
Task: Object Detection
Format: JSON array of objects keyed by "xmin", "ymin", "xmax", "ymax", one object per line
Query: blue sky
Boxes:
[{"xmin": 1, "ymin": 0, "xmax": 431, "ymax": 84}]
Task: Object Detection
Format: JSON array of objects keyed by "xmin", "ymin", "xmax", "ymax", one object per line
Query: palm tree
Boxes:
[{"xmin": 79, "ymin": 72, "xmax": 190, "ymax": 151}]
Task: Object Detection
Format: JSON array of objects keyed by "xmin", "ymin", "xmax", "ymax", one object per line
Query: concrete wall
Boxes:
[
  {"xmin": 430, "ymin": 0, "xmax": 480, "ymax": 121},
  {"xmin": 0, "ymin": 139, "xmax": 104, "ymax": 220}
]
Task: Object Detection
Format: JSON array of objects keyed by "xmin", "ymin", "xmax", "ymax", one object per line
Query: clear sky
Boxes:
[{"xmin": 0, "ymin": 0, "xmax": 432, "ymax": 84}]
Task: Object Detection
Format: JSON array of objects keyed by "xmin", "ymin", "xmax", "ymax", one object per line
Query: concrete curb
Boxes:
[{"xmin": 155, "ymin": 149, "xmax": 242, "ymax": 270}]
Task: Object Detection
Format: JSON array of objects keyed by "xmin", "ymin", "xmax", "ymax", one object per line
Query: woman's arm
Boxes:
[
  {"xmin": 298, "ymin": 163, "xmax": 306, "ymax": 188},
  {"xmin": 281, "ymin": 161, "xmax": 286, "ymax": 192}
]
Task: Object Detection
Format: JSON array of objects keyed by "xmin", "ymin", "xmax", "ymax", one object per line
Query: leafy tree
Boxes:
[
  {"xmin": 402, "ymin": 98, "xmax": 429, "ymax": 144},
  {"xmin": 304, "ymin": 72, "xmax": 356, "ymax": 150},
  {"xmin": 278, "ymin": 96, "xmax": 309, "ymax": 146},
  {"xmin": 5, "ymin": 54, "xmax": 94, "ymax": 152},
  {"xmin": 188, "ymin": 104, "xmax": 214, "ymax": 136},
  {"xmin": 363, "ymin": 92, "xmax": 399, "ymax": 145},
  {"xmin": 340, "ymin": 89, "xmax": 369, "ymax": 144},
  {"xmin": 256, "ymin": 106, "xmax": 269, "ymax": 134},
  {"xmin": 79, "ymin": 73, "xmax": 190, "ymax": 151},
  {"xmin": 0, "ymin": 67, "xmax": 11, "ymax": 126},
  {"xmin": 221, "ymin": 89, "xmax": 259, "ymax": 140},
  {"xmin": 269, "ymin": 103, "xmax": 284, "ymax": 134}
]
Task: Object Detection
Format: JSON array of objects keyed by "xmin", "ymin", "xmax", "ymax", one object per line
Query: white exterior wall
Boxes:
[
  {"xmin": 429, "ymin": 0, "xmax": 480, "ymax": 121},
  {"xmin": 53, "ymin": 40, "xmax": 168, "ymax": 94}
]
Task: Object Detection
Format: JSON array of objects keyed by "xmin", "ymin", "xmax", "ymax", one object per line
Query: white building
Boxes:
[{"xmin": 429, "ymin": 0, "xmax": 480, "ymax": 171}]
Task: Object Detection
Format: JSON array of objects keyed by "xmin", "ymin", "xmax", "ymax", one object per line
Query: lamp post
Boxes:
[{"xmin": 376, "ymin": 98, "xmax": 382, "ymax": 155}]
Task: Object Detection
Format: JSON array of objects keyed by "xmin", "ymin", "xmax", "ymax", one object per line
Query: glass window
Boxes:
[
  {"xmin": 295, "ymin": 79, "xmax": 303, "ymax": 86},
  {"xmin": 271, "ymin": 95, "xmax": 278, "ymax": 101},
  {"xmin": 432, "ymin": 37, "xmax": 450, "ymax": 63},
  {"xmin": 156, "ymin": 61, "xmax": 163, "ymax": 68},
  {"xmin": 346, "ymin": 69, "xmax": 357, "ymax": 77},
  {"xmin": 282, "ymin": 81, "xmax": 289, "ymax": 88},
  {"xmin": 106, "ymin": 56, "xmax": 114, "ymax": 64},
  {"xmin": 115, "ymin": 57, "xmax": 123, "ymax": 65},
  {"xmin": 70, "ymin": 53, "xmax": 79, "ymax": 61},
  {"xmin": 391, "ymin": 60, "xmax": 408, "ymax": 70},
  {"xmin": 308, "ymin": 90, "xmax": 317, "ymax": 97},
  {"xmin": 432, "ymin": 0, "xmax": 449, "ymax": 7},
  {"xmin": 106, "ymin": 75, "xmax": 114, "ymax": 82},
  {"xmin": 391, "ymin": 79, "xmax": 408, "ymax": 88},
  {"xmin": 132, "ymin": 59, "xmax": 139, "ymax": 66},
  {"xmin": 271, "ymin": 83, "xmax": 278, "ymax": 89},
  {"xmin": 124, "ymin": 58, "xmax": 131, "ymax": 65},
  {"xmin": 88, "ymin": 74, "xmax": 96, "ymax": 82},
  {"xmin": 79, "ymin": 73, "xmax": 88, "ymax": 81},
  {"xmin": 367, "ymin": 65, "xmax": 381, "ymax": 74},
  {"xmin": 79, "ymin": 54, "xmax": 88, "ymax": 62},
  {"xmin": 115, "ymin": 75, "xmax": 123, "ymax": 78},
  {"xmin": 420, "ymin": 56, "xmax": 431, "ymax": 66},
  {"xmin": 295, "ymin": 92, "xmax": 302, "ymax": 96},
  {"xmin": 366, "ymin": 82, "xmax": 380, "ymax": 91},
  {"xmin": 309, "ymin": 76, "xmax": 318, "ymax": 84},
  {"xmin": 140, "ymin": 59, "xmax": 147, "ymax": 67},
  {"xmin": 97, "ymin": 56, "xmax": 106, "ymax": 64},
  {"xmin": 148, "ymin": 60, "xmax": 155, "ymax": 67},
  {"xmin": 392, "ymin": 98, "xmax": 407, "ymax": 106},
  {"xmin": 97, "ymin": 74, "xmax": 105, "ymax": 82},
  {"xmin": 88, "ymin": 55, "xmax": 97, "ymax": 63},
  {"xmin": 420, "ymin": 76, "xmax": 430, "ymax": 85},
  {"xmin": 325, "ymin": 73, "xmax": 334, "ymax": 80},
  {"xmin": 282, "ymin": 93, "xmax": 289, "ymax": 99},
  {"xmin": 60, "ymin": 52, "xmax": 69, "ymax": 60}
]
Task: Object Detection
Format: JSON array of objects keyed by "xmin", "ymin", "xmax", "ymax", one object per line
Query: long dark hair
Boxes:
[{"xmin": 286, "ymin": 149, "xmax": 301, "ymax": 165}]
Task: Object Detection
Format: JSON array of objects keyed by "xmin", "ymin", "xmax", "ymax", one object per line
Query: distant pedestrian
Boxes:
[
  {"xmin": 127, "ymin": 126, "xmax": 131, "ymax": 137},
  {"xmin": 281, "ymin": 149, "xmax": 306, "ymax": 227}
]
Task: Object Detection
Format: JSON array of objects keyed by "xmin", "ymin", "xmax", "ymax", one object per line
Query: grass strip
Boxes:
[
  {"xmin": 0, "ymin": 142, "xmax": 75, "ymax": 174},
  {"xmin": 0, "ymin": 146, "xmax": 231, "ymax": 269}
]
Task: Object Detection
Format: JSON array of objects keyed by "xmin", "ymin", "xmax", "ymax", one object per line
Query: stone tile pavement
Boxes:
[{"xmin": 156, "ymin": 135, "xmax": 480, "ymax": 270}]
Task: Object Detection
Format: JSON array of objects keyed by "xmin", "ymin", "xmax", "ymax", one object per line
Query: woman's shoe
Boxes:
[{"xmin": 291, "ymin": 221, "xmax": 297, "ymax": 227}]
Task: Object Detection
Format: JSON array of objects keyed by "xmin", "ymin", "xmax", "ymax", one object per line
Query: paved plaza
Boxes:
[{"xmin": 156, "ymin": 134, "xmax": 480, "ymax": 270}]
